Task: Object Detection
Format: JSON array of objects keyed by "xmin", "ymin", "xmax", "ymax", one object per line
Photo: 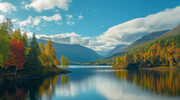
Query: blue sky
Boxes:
[{"xmin": 1, "ymin": 0, "xmax": 180, "ymax": 55}]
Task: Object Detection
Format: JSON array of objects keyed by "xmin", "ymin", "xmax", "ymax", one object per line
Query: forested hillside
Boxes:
[
  {"xmin": 126, "ymin": 30, "xmax": 169, "ymax": 50},
  {"xmin": 84, "ymin": 25, "xmax": 180, "ymax": 67}
]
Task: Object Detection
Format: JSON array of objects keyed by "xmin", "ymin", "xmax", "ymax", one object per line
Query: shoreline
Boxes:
[
  {"xmin": 0, "ymin": 68, "xmax": 71, "ymax": 85},
  {"xmin": 139, "ymin": 67, "xmax": 180, "ymax": 71},
  {"xmin": 112, "ymin": 66, "xmax": 180, "ymax": 71}
]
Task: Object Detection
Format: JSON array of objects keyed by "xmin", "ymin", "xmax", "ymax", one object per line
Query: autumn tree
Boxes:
[
  {"xmin": 61, "ymin": 56, "xmax": 65, "ymax": 67},
  {"xmin": 54, "ymin": 58, "xmax": 59, "ymax": 67},
  {"xmin": 61, "ymin": 56, "xmax": 69, "ymax": 68},
  {"xmin": 39, "ymin": 40, "xmax": 59, "ymax": 67},
  {"xmin": 5, "ymin": 39, "xmax": 25, "ymax": 75},
  {"xmin": 44, "ymin": 40, "xmax": 56, "ymax": 67},
  {"xmin": 112, "ymin": 41, "xmax": 180, "ymax": 68},
  {"xmin": 38, "ymin": 42, "xmax": 48, "ymax": 67}
]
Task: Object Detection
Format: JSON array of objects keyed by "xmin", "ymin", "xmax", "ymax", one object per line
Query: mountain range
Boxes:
[
  {"xmin": 83, "ymin": 24, "xmax": 180, "ymax": 65},
  {"xmin": 106, "ymin": 45, "xmax": 129, "ymax": 57},
  {"xmin": 106, "ymin": 30, "xmax": 169, "ymax": 57},
  {"xmin": 35, "ymin": 39, "xmax": 102, "ymax": 63}
]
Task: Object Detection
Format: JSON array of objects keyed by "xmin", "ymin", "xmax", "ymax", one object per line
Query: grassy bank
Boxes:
[{"xmin": 0, "ymin": 66, "xmax": 70, "ymax": 85}]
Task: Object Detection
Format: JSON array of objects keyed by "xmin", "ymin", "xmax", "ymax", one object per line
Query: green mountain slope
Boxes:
[{"xmin": 84, "ymin": 25, "xmax": 180, "ymax": 65}]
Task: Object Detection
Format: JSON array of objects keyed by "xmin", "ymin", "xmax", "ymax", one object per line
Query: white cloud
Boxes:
[
  {"xmin": 12, "ymin": 18, "xmax": 18, "ymax": 23},
  {"xmin": 17, "ymin": 14, "xmax": 62, "ymax": 28},
  {"xmin": 34, "ymin": 6, "xmax": 180, "ymax": 52},
  {"xmin": 0, "ymin": 2, "xmax": 16, "ymax": 13},
  {"xmin": 97, "ymin": 6, "xmax": 180, "ymax": 47},
  {"xmin": 42, "ymin": 14, "xmax": 62, "ymax": 21},
  {"xmin": 66, "ymin": 21, "xmax": 75, "ymax": 25},
  {"xmin": 25, "ymin": 32, "xmax": 34, "ymax": 38},
  {"xmin": 78, "ymin": 15, "xmax": 83, "ymax": 20},
  {"xmin": 12, "ymin": 6, "xmax": 180, "ymax": 54},
  {"xmin": 19, "ymin": 16, "xmax": 33, "ymax": 27},
  {"xmin": 25, "ymin": 0, "xmax": 72, "ymax": 12},
  {"xmin": 33, "ymin": 17, "xmax": 41, "ymax": 26},
  {"xmin": 66, "ymin": 14, "xmax": 73, "ymax": 20},
  {"xmin": 36, "ymin": 32, "xmax": 91, "ymax": 46}
]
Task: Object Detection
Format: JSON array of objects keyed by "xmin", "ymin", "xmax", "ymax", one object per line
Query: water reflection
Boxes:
[
  {"xmin": 0, "ymin": 67, "xmax": 180, "ymax": 100},
  {"xmin": 113, "ymin": 70, "xmax": 180, "ymax": 96},
  {"xmin": 0, "ymin": 75, "xmax": 62, "ymax": 100}
]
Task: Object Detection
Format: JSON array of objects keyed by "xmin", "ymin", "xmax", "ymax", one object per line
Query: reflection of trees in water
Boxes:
[
  {"xmin": 61, "ymin": 75, "xmax": 69, "ymax": 86},
  {"xmin": 0, "ymin": 75, "xmax": 69, "ymax": 100},
  {"xmin": 113, "ymin": 70, "xmax": 180, "ymax": 96}
]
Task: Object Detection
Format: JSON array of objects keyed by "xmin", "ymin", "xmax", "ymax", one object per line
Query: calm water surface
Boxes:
[{"xmin": 0, "ymin": 65, "xmax": 180, "ymax": 100}]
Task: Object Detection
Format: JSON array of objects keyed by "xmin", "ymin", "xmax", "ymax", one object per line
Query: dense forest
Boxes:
[
  {"xmin": 112, "ymin": 35, "xmax": 180, "ymax": 68},
  {"xmin": 0, "ymin": 18, "xmax": 69, "ymax": 76}
]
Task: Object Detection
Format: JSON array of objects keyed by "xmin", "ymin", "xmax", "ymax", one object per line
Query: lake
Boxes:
[{"xmin": 0, "ymin": 65, "xmax": 180, "ymax": 100}]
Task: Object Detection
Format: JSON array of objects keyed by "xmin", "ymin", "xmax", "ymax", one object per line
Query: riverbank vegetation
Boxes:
[
  {"xmin": 112, "ymin": 35, "xmax": 180, "ymax": 69},
  {"xmin": 0, "ymin": 18, "xmax": 69, "ymax": 83}
]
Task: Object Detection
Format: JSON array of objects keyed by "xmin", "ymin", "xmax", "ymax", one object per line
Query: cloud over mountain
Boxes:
[
  {"xmin": 32, "ymin": 6, "xmax": 180, "ymax": 52},
  {"xmin": 97, "ymin": 6, "xmax": 180, "ymax": 49}
]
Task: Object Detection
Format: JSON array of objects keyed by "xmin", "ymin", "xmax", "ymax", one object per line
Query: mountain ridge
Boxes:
[
  {"xmin": 83, "ymin": 24, "xmax": 180, "ymax": 65},
  {"xmin": 34, "ymin": 39, "xmax": 103, "ymax": 63}
]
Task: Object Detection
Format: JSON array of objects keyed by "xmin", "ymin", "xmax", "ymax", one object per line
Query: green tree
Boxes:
[
  {"xmin": 27, "ymin": 33, "xmax": 40, "ymax": 67},
  {"xmin": 12, "ymin": 28, "xmax": 22, "ymax": 41},
  {"xmin": 0, "ymin": 19, "xmax": 12, "ymax": 67},
  {"xmin": 22, "ymin": 32, "xmax": 30, "ymax": 60}
]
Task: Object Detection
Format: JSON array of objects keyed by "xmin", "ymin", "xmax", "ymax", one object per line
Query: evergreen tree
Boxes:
[{"xmin": 27, "ymin": 33, "xmax": 40, "ymax": 67}]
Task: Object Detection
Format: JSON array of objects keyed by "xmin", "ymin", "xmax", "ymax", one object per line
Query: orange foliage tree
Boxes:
[{"xmin": 5, "ymin": 39, "xmax": 25, "ymax": 75}]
